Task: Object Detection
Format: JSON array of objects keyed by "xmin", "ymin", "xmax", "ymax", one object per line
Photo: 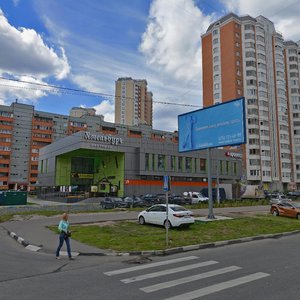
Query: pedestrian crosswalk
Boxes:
[{"xmin": 104, "ymin": 255, "xmax": 270, "ymax": 299}]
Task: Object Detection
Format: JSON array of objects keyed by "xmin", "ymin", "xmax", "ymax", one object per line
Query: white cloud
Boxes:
[
  {"xmin": 0, "ymin": 8, "xmax": 70, "ymax": 105},
  {"xmin": 140, "ymin": 0, "xmax": 213, "ymax": 82},
  {"xmin": 0, "ymin": 9, "xmax": 70, "ymax": 79},
  {"xmin": 93, "ymin": 100, "xmax": 114, "ymax": 123},
  {"xmin": 221, "ymin": 0, "xmax": 300, "ymax": 41},
  {"xmin": 0, "ymin": 75, "xmax": 48, "ymax": 105}
]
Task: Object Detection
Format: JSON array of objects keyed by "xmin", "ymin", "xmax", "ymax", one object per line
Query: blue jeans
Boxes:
[{"xmin": 56, "ymin": 233, "xmax": 71, "ymax": 258}]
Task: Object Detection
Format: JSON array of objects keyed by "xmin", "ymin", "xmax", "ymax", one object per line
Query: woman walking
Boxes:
[{"xmin": 55, "ymin": 213, "xmax": 74, "ymax": 260}]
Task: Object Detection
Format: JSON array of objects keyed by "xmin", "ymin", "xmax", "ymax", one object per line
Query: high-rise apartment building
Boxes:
[
  {"xmin": 202, "ymin": 13, "xmax": 300, "ymax": 190},
  {"xmin": 115, "ymin": 77, "xmax": 153, "ymax": 126}
]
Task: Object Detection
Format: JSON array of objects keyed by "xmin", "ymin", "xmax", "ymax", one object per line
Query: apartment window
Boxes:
[
  {"xmin": 256, "ymin": 35, "xmax": 265, "ymax": 43},
  {"xmin": 213, "ymin": 38, "xmax": 219, "ymax": 45},
  {"xmin": 236, "ymin": 51, "xmax": 240, "ymax": 57},
  {"xmin": 245, "ymin": 33, "xmax": 255, "ymax": 39},
  {"xmin": 246, "ymin": 51, "xmax": 255, "ymax": 58},
  {"xmin": 214, "ymin": 74, "xmax": 220, "ymax": 81},
  {"xmin": 214, "ymin": 83, "xmax": 220, "ymax": 90},
  {"xmin": 250, "ymin": 170, "xmax": 260, "ymax": 176},
  {"xmin": 214, "ymin": 65, "xmax": 219, "ymax": 71},
  {"xmin": 257, "ymin": 44, "xmax": 265, "ymax": 51},
  {"xmin": 247, "ymin": 79, "xmax": 257, "ymax": 85},
  {"xmin": 247, "ymin": 89, "xmax": 257, "ymax": 96},
  {"xmin": 245, "ymin": 42, "xmax": 255, "ymax": 48},
  {"xmin": 246, "ymin": 70, "xmax": 256, "ymax": 77},
  {"xmin": 214, "ymin": 93, "xmax": 220, "ymax": 99},
  {"xmin": 244, "ymin": 24, "xmax": 254, "ymax": 30},
  {"xmin": 247, "ymin": 99, "xmax": 258, "ymax": 105},
  {"xmin": 248, "ymin": 118, "xmax": 259, "ymax": 125},
  {"xmin": 235, "ymin": 42, "xmax": 240, "ymax": 47},
  {"xmin": 213, "ymin": 47, "xmax": 219, "ymax": 54},
  {"xmin": 213, "ymin": 29, "xmax": 218, "ymax": 35},
  {"xmin": 246, "ymin": 61, "xmax": 256, "ymax": 67},
  {"xmin": 213, "ymin": 56, "xmax": 219, "ymax": 63}
]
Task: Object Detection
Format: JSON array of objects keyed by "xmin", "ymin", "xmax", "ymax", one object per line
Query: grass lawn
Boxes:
[{"xmin": 56, "ymin": 215, "xmax": 300, "ymax": 252}]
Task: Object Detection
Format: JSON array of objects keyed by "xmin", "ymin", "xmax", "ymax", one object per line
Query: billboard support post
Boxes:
[{"xmin": 207, "ymin": 148, "xmax": 215, "ymax": 219}]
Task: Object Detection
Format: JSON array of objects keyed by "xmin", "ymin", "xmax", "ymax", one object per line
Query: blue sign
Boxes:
[
  {"xmin": 178, "ymin": 98, "xmax": 246, "ymax": 152},
  {"xmin": 163, "ymin": 175, "xmax": 170, "ymax": 191}
]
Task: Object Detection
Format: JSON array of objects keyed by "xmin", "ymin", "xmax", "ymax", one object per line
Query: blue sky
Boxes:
[{"xmin": 0, "ymin": 0, "xmax": 299, "ymax": 131}]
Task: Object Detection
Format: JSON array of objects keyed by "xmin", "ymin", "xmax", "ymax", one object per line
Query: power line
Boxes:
[{"xmin": 0, "ymin": 76, "xmax": 202, "ymax": 108}]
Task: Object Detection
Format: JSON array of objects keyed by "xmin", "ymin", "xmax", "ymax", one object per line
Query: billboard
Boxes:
[{"xmin": 178, "ymin": 97, "xmax": 246, "ymax": 152}]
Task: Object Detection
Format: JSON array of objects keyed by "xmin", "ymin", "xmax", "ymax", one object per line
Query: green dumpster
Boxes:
[{"xmin": 0, "ymin": 191, "xmax": 27, "ymax": 206}]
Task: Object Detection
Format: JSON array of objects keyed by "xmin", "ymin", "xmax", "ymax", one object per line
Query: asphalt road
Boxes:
[
  {"xmin": 1, "ymin": 229, "xmax": 300, "ymax": 299},
  {"xmin": 1, "ymin": 206, "xmax": 300, "ymax": 299}
]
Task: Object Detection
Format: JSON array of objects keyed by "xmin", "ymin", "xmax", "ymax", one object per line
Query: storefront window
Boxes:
[
  {"xmin": 200, "ymin": 158, "xmax": 206, "ymax": 172},
  {"xmin": 171, "ymin": 156, "xmax": 176, "ymax": 171},
  {"xmin": 158, "ymin": 154, "xmax": 165, "ymax": 171},
  {"xmin": 186, "ymin": 157, "xmax": 192, "ymax": 172},
  {"xmin": 178, "ymin": 157, "xmax": 183, "ymax": 172},
  {"xmin": 152, "ymin": 154, "xmax": 155, "ymax": 171},
  {"xmin": 145, "ymin": 153, "xmax": 149, "ymax": 171}
]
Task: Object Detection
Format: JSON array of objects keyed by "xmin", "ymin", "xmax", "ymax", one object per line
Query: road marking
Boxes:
[
  {"xmin": 164, "ymin": 272, "xmax": 270, "ymax": 300},
  {"xmin": 141, "ymin": 266, "xmax": 241, "ymax": 293},
  {"xmin": 104, "ymin": 256, "xmax": 199, "ymax": 276},
  {"xmin": 121, "ymin": 260, "xmax": 218, "ymax": 284}
]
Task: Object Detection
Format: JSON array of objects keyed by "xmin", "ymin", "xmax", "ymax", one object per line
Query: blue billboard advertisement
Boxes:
[{"xmin": 178, "ymin": 97, "xmax": 246, "ymax": 152}]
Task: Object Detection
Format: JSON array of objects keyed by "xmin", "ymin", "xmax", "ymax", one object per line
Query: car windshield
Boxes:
[{"xmin": 170, "ymin": 206, "xmax": 187, "ymax": 212}]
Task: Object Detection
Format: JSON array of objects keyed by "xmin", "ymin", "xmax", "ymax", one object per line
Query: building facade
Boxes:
[
  {"xmin": 0, "ymin": 102, "xmax": 105, "ymax": 190},
  {"xmin": 0, "ymin": 101, "xmax": 240, "ymax": 194},
  {"xmin": 115, "ymin": 77, "xmax": 153, "ymax": 126},
  {"xmin": 202, "ymin": 13, "xmax": 300, "ymax": 191},
  {"xmin": 38, "ymin": 127, "xmax": 241, "ymax": 197}
]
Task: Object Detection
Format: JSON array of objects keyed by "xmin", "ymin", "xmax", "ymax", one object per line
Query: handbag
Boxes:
[{"xmin": 64, "ymin": 230, "xmax": 72, "ymax": 237}]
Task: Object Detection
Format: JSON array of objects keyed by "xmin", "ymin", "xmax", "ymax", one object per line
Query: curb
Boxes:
[
  {"xmin": 6, "ymin": 229, "xmax": 42, "ymax": 252},
  {"xmin": 5, "ymin": 226, "xmax": 300, "ymax": 257},
  {"xmin": 115, "ymin": 229, "xmax": 300, "ymax": 257}
]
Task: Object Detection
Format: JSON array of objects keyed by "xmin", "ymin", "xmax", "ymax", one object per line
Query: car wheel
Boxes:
[
  {"xmin": 272, "ymin": 209, "xmax": 279, "ymax": 216},
  {"xmin": 297, "ymin": 214, "xmax": 300, "ymax": 220},
  {"xmin": 139, "ymin": 216, "xmax": 146, "ymax": 225},
  {"xmin": 164, "ymin": 220, "xmax": 172, "ymax": 229}
]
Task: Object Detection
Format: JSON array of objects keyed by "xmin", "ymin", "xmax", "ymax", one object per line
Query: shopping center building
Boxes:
[{"xmin": 37, "ymin": 124, "xmax": 242, "ymax": 197}]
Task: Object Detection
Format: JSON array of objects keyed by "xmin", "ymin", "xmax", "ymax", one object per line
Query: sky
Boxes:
[{"xmin": 0, "ymin": 0, "xmax": 300, "ymax": 132}]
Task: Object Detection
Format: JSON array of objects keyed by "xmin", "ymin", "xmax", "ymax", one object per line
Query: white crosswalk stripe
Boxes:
[
  {"xmin": 121, "ymin": 260, "xmax": 218, "ymax": 284},
  {"xmin": 104, "ymin": 256, "xmax": 199, "ymax": 276},
  {"xmin": 140, "ymin": 265, "xmax": 241, "ymax": 293},
  {"xmin": 164, "ymin": 272, "xmax": 270, "ymax": 300},
  {"xmin": 104, "ymin": 258, "xmax": 270, "ymax": 299}
]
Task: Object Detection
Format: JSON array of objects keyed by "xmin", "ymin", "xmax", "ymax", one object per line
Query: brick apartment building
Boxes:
[{"xmin": 202, "ymin": 13, "xmax": 300, "ymax": 191}]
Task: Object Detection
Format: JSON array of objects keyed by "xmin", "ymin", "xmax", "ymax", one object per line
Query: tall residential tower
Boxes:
[
  {"xmin": 202, "ymin": 13, "xmax": 300, "ymax": 190},
  {"xmin": 115, "ymin": 77, "xmax": 153, "ymax": 127}
]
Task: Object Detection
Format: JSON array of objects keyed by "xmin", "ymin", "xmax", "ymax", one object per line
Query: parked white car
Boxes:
[
  {"xmin": 190, "ymin": 193, "xmax": 209, "ymax": 204},
  {"xmin": 138, "ymin": 204, "xmax": 194, "ymax": 228}
]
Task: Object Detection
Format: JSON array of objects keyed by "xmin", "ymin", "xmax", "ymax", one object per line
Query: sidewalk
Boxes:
[{"xmin": 1, "ymin": 204, "xmax": 271, "ymax": 257}]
